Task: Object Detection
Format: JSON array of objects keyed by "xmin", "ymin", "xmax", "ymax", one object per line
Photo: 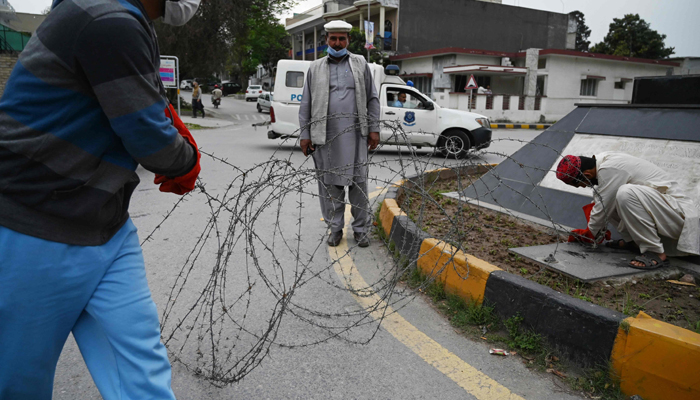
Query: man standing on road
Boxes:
[
  {"xmin": 299, "ymin": 20, "xmax": 380, "ymax": 248},
  {"xmin": 192, "ymin": 80, "xmax": 205, "ymax": 118},
  {"xmin": 0, "ymin": 0, "xmax": 203, "ymax": 398},
  {"xmin": 556, "ymin": 153, "xmax": 699, "ymax": 269}
]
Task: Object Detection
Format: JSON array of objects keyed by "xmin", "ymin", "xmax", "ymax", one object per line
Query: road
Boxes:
[{"xmin": 52, "ymin": 97, "xmax": 582, "ymax": 399}]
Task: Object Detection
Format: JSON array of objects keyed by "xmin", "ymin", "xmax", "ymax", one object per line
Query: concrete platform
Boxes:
[
  {"xmin": 510, "ymin": 242, "xmax": 700, "ymax": 282},
  {"xmin": 180, "ymin": 115, "xmax": 235, "ymax": 128}
]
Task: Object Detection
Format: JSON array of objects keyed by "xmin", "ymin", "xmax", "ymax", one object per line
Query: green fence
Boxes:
[{"xmin": 0, "ymin": 25, "xmax": 31, "ymax": 52}]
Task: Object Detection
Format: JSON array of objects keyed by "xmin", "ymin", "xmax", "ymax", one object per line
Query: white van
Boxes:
[{"xmin": 268, "ymin": 60, "xmax": 492, "ymax": 158}]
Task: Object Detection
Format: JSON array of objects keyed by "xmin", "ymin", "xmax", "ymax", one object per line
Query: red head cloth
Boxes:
[{"xmin": 556, "ymin": 155, "xmax": 582, "ymax": 186}]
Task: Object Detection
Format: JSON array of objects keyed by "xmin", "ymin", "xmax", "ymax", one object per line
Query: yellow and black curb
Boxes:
[
  {"xmin": 490, "ymin": 123, "xmax": 551, "ymax": 130},
  {"xmin": 380, "ymin": 167, "xmax": 700, "ymax": 400}
]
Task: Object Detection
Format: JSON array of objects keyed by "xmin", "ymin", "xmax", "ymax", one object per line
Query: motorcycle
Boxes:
[{"xmin": 212, "ymin": 98, "xmax": 221, "ymax": 109}]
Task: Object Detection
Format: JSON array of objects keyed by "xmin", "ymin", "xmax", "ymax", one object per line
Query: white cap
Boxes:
[{"xmin": 324, "ymin": 20, "xmax": 352, "ymax": 33}]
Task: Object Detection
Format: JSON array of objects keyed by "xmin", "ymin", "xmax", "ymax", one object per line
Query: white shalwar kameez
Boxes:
[{"xmin": 587, "ymin": 152, "xmax": 700, "ymax": 256}]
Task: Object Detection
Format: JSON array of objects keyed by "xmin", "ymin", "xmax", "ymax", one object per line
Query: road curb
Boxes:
[
  {"xmin": 490, "ymin": 123, "xmax": 551, "ymax": 130},
  {"xmin": 379, "ymin": 166, "xmax": 700, "ymax": 399}
]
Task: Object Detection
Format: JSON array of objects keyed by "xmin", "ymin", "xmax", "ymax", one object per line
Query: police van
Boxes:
[{"xmin": 267, "ymin": 60, "xmax": 492, "ymax": 158}]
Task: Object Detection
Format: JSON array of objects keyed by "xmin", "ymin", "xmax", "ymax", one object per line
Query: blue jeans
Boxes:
[{"xmin": 0, "ymin": 219, "xmax": 175, "ymax": 399}]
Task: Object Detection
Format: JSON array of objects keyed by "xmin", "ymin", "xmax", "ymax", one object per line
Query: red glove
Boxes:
[
  {"xmin": 567, "ymin": 203, "xmax": 611, "ymax": 244},
  {"xmin": 154, "ymin": 104, "xmax": 201, "ymax": 195}
]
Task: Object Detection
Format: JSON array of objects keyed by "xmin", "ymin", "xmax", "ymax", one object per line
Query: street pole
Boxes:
[{"xmin": 469, "ymin": 89, "xmax": 472, "ymax": 112}]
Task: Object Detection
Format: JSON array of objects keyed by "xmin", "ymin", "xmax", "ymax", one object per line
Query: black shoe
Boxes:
[
  {"xmin": 354, "ymin": 232, "xmax": 370, "ymax": 248},
  {"xmin": 327, "ymin": 231, "xmax": 343, "ymax": 247}
]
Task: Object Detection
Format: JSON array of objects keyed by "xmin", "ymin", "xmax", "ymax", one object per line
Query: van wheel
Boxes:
[
  {"xmin": 257, "ymin": 104, "xmax": 262, "ymax": 113},
  {"xmin": 438, "ymin": 130, "xmax": 471, "ymax": 159}
]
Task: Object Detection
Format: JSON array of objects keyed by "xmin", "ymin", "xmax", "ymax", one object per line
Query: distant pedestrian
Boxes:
[
  {"xmin": 298, "ymin": 20, "xmax": 380, "ymax": 248},
  {"xmin": 0, "ymin": 0, "xmax": 203, "ymax": 398},
  {"xmin": 192, "ymin": 80, "xmax": 205, "ymax": 118}
]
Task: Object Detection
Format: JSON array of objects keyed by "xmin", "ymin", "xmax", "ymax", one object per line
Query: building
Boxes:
[
  {"xmin": 0, "ymin": 5, "xmax": 45, "ymax": 52},
  {"xmin": 671, "ymin": 57, "xmax": 700, "ymax": 76},
  {"xmin": 285, "ymin": 0, "xmax": 572, "ymax": 62},
  {"xmin": 0, "ymin": 4, "xmax": 46, "ymax": 96},
  {"xmin": 393, "ymin": 47, "xmax": 678, "ymax": 122}
]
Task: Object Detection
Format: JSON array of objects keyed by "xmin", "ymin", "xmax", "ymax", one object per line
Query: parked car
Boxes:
[
  {"xmin": 268, "ymin": 60, "xmax": 492, "ymax": 159},
  {"xmin": 245, "ymin": 85, "xmax": 264, "ymax": 101},
  {"xmin": 257, "ymin": 92, "xmax": 273, "ymax": 113},
  {"xmin": 180, "ymin": 79, "xmax": 193, "ymax": 90},
  {"xmin": 222, "ymin": 82, "xmax": 242, "ymax": 96}
]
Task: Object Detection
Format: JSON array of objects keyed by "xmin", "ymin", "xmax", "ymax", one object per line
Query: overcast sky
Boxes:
[{"xmin": 13, "ymin": 0, "xmax": 700, "ymax": 57}]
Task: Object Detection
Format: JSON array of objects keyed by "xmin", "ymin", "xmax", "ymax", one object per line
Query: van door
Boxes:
[
  {"xmin": 380, "ymin": 85, "xmax": 438, "ymax": 145},
  {"xmin": 270, "ymin": 60, "xmax": 311, "ymax": 136}
]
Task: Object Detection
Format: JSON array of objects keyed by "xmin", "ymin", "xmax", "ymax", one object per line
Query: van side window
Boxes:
[{"xmin": 286, "ymin": 72, "xmax": 305, "ymax": 88}]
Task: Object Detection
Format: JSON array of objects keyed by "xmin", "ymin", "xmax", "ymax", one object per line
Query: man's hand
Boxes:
[
  {"xmin": 300, "ymin": 139, "xmax": 314, "ymax": 156},
  {"xmin": 368, "ymin": 132, "xmax": 379, "ymax": 151}
]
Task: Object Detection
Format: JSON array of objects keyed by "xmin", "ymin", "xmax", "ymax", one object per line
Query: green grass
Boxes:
[
  {"xmin": 184, "ymin": 122, "xmax": 206, "ymax": 130},
  {"xmin": 504, "ymin": 315, "xmax": 543, "ymax": 353},
  {"xmin": 566, "ymin": 364, "xmax": 625, "ymax": 400}
]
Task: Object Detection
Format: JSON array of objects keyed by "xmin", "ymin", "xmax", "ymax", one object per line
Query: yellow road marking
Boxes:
[{"xmin": 327, "ymin": 189, "xmax": 524, "ymax": 400}]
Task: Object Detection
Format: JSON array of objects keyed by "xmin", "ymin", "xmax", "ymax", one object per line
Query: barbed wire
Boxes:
[{"xmin": 140, "ymin": 113, "xmax": 610, "ymax": 385}]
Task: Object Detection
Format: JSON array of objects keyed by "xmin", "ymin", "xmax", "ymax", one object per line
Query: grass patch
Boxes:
[
  {"xmin": 566, "ymin": 364, "xmax": 625, "ymax": 400},
  {"xmin": 504, "ymin": 314, "xmax": 543, "ymax": 353},
  {"xmin": 184, "ymin": 122, "xmax": 207, "ymax": 130}
]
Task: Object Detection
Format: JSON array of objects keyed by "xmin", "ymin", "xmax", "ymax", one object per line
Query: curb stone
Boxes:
[
  {"xmin": 379, "ymin": 166, "xmax": 700, "ymax": 400},
  {"xmin": 490, "ymin": 123, "xmax": 552, "ymax": 130}
]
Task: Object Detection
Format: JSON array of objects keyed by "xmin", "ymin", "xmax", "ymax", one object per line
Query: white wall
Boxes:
[
  {"xmin": 399, "ymin": 57, "xmax": 433, "ymax": 74},
  {"xmin": 454, "ymin": 54, "xmax": 501, "ymax": 66},
  {"xmin": 543, "ymin": 55, "xmax": 671, "ymax": 103}
]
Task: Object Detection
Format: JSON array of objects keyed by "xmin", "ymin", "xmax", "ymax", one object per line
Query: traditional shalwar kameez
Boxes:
[
  {"xmin": 299, "ymin": 54, "xmax": 380, "ymax": 234},
  {"xmin": 588, "ymin": 152, "xmax": 700, "ymax": 256}
]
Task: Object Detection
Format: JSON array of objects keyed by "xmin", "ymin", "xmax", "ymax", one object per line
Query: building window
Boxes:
[
  {"xmin": 580, "ymin": 78, "xmax": 598, "ymax": 96},
  {"xmin": 536, "ymin": 75, "xmax": 546, "ymax": 96},
  {"xmin": 615, "ymin": 81, "xmax": 625, "ymax": 89},
  {"xmin": 286, "ymin": 71, "xmax": 304, "ymax": 88},
  {"xmin": 537, "ymin": 58, "xmax": 547, "ymax": 69},
  {"xmin": 408, "ymin": 76, "xmax": 432, "ymax": 97}
]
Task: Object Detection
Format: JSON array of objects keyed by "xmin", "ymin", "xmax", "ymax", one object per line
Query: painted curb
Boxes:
[
  {"xmin": 611, "ymin": 312, "xmax": 700, "ymax": 400},
  {"xmin": 484, "ymin": 270, "xmax": 623, "ymax": 366},
  {"xmin": 490, "ymin": 123, "xmax": 552, "ymax": 130},
  {"xmin": 379, "ymin": 166, "xmax": 700, "ymax": 399}
]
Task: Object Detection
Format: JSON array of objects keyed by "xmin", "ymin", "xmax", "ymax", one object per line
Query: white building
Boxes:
[{"xmin": 393, "ymin": 48, "xmax": 679, "ymax": 123}]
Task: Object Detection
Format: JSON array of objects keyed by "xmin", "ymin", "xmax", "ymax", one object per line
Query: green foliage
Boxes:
[
  {"xmin": 155, "ymin": 0, "xmax": 294, "ymax": 87},
  {"xmin": 568, "ymin": 11, "xmax": 591, "ymax": 52},
  {"xmin": 590, "ymin": 14, "xmax": 674, "ymax": 59},
  {"xmin": 346, "ymin": 28, "xmax": 384, "ymax": 64},
  {"xmin": 504, "ymin": 315, "xmax": 543, "ymax": 353},
  {"xmin": 426, "ymin": 279, "xmax": 446, "ymax": 302}
]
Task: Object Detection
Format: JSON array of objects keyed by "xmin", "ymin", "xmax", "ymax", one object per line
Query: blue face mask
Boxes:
[{"xmin": 327, "ymin": 46, "xmax": 348, "ymax": 58}]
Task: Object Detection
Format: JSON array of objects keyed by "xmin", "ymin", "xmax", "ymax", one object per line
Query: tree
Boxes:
[
  {"xmin": 346, "ymin": 28, "xmax": 384, "ymax": 65},
  {"xmin": 590, "ymin": 14, "xmax": 675, "ymax": 59},
  {"xmin": 568, "ymin": 11, "xmax": 591, "ymax": 52},
  {"xmin": 155, "ymin": 0, "xmax": 294, "ymax": 88}
]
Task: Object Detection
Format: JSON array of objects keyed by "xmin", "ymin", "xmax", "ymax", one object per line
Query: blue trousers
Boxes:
[{"xmin": 0, "ymin": 220, "xmax": 175, "ymax": 400}]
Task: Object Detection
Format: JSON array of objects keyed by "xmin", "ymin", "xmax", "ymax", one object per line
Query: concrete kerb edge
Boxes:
[
  {"xmin": 489, "ymin": 123, "xmax": 552, "ymax": 130},
  {"xmin": 378, "ymin": 165, "xmax": 700, "ymax": 398}
]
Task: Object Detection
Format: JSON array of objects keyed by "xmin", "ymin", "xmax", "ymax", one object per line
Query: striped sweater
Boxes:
[{"xmin": 0, "ymin": 0, "xmax": 196, "ymax": 245}]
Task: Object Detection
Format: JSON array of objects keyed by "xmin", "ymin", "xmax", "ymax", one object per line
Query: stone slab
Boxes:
[{"xmin": 510, "ymin": 242, "xmax": 700, "ymax": 282}]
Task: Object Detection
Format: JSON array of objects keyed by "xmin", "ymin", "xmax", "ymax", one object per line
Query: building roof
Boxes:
[
  {"xmin": 390, "ymin": 47, "xmax": 680, "ymax": 67},
  {"xmin": 0, "ymin": 12, "xmax": 46, "ymax": 34}
]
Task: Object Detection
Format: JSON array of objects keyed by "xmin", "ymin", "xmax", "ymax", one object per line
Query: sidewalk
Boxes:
[{"xmin": 179, "ymin": 115, "xmax": 235, "ymax": 129}]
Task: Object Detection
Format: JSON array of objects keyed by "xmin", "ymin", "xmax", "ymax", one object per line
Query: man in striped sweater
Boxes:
[{"xmin": 0, "ymin": 0, "xmax": 203, "ymax": 398}]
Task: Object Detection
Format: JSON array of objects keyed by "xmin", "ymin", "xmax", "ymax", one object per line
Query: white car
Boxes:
[
  {"xmin": 268, "ymin": 60, "xmax": 492, "ymax": 159},
  {"xmin": 257, "ymin": 92, "xmax": 273, "ymax": 113},
  {"xmin": 245, "ymin": 85, "xmax": 263, "ymax": 102},
  {"xmin": 180, "ymin": 79, "xmax": 193, "ymax": 90}
]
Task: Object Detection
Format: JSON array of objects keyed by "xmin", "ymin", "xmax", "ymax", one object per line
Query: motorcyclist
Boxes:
[{"xmin": 212, "ymin": 84, "xmax": 223, "ymax": 108}]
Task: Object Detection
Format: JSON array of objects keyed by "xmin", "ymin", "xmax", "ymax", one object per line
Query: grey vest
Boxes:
[{"xmin": 308, "ymin": 53, "xmax": 369, "ymax": 145}]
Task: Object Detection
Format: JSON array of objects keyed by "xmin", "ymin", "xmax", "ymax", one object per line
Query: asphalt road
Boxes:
[{"xmin": 52, "ymin": 98, "xmax": 584, "ymax": 399}]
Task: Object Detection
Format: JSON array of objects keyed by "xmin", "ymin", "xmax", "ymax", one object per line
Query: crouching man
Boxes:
[{"xmin": 556, "ymin": 153, "xmax": 699, "ymax": 269}]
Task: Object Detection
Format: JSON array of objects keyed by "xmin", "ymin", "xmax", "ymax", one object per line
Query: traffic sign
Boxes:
[{"xmin": 465, "ymin": 74, "xmax": 478, "ymax": 90}]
